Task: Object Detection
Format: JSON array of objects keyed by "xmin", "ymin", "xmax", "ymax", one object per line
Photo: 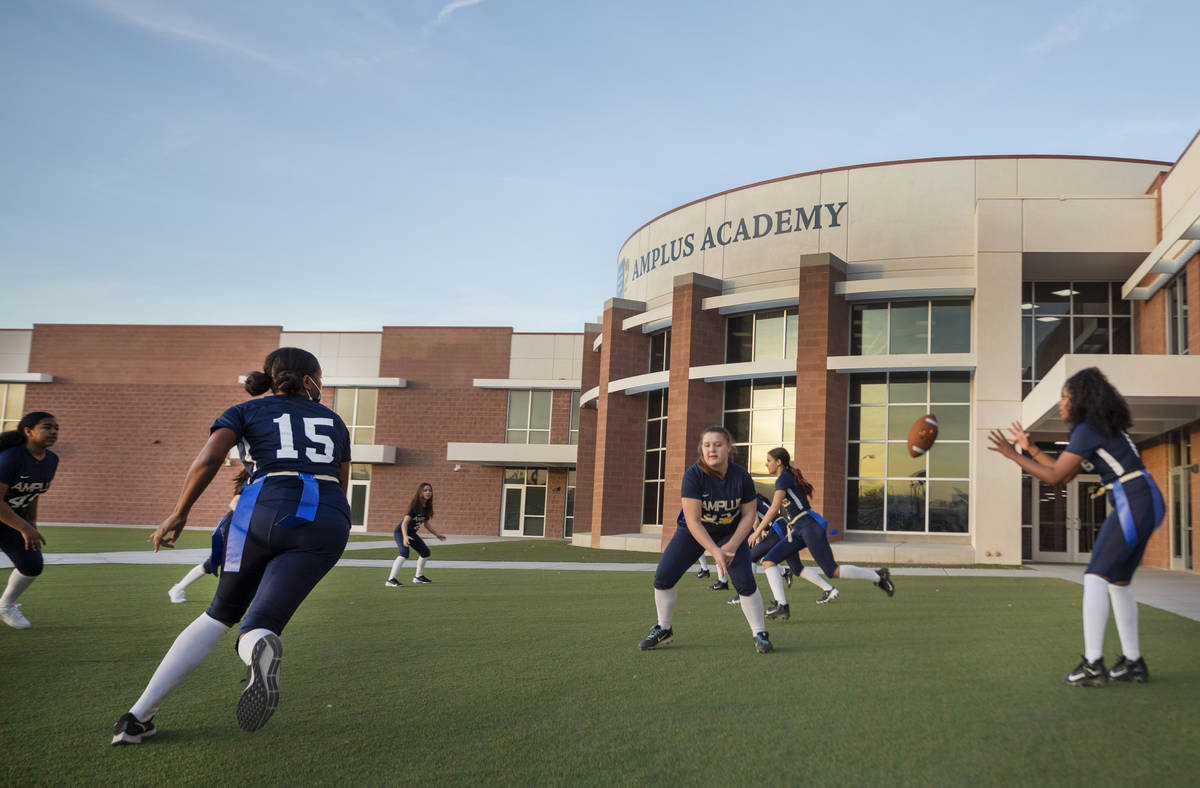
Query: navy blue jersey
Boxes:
[
  {"xmin": 776, "ymin": 469, "xmax": 813, "ymax": 523},
  {"xmin": 680, "ymin": 462, "xmax": 756, "ymax": 528},
  {"xmin": 403, "ymin": 507, "xmax": 430, "ymax": 536},
  {"xmin": 212, "ymin": 395, "xmax": 351, "ymax": 482},
  {"xmin": 1064, "ymin": 422, "xmax": 1145, "ymax": 486},
  {"xmin": 0, "ymin": 446, "xmax": 59, "ymax": 517}
]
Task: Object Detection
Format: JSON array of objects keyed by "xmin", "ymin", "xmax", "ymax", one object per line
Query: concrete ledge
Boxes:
[{"xmin": 583, "ymin": 532, "xmax": 663, "ymax": 553}]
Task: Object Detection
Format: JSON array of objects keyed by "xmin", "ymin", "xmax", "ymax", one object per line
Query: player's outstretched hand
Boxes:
[
  {"xmin": 152, "ymin": 514, "xmax": 187, "ymax": 552},
  {"xmin": 1006, "ymin": 421, "xmax": 1032, "ymax": 453},
  {"xmin": 986, "ymin": 429, "xmax": 1020, "ymax": 461}
]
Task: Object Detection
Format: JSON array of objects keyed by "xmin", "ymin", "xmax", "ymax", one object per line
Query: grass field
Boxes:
[
  {"xmin": 35, "ymin": 526, "xmax": 386, "ymax": 554},
  {"xmin": 3, "ymin": 560, "xmax": 1199, "ymax": 786}
]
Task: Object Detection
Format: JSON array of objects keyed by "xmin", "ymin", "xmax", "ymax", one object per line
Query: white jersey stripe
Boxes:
[{"xmin": 1095, "ymin": 447, "xmax": 1125, "ymax": 477}]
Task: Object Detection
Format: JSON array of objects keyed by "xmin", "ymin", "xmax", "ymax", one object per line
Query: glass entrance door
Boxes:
[
  {"xmin": 1033, "ymin": 475, "xmax": 1106, "ymax": 563},
  {"xmin": 1170, "ymin": 467, "xmax": 1193, "ymax": 571}
]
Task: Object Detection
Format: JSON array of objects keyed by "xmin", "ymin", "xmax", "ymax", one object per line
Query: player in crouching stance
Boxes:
[
  {"xmin": 639, "ymin": 426, "xmax": 773, "ymax": 654},
  {"xmin": 755, "ymin": 448, "xmax": 894, "ymax": 621},
  {"xmin": 385, "ymin": 482, "xmax": 446, "ymax": 587},
  {"xmin": 989, "ymin": 366, "xmax": 1163, "ymax": 686},
  {"xmin": 113, "ymin": 348, "xmax": 352, "ymax": 744}
]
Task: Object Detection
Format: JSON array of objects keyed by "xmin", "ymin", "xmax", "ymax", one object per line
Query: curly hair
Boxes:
[{"xmin": 1064, "ymin": 367, "xmax": 1131, "ymax": 438}]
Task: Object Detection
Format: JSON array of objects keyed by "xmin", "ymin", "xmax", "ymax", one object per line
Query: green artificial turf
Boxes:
[
  {"xmin": 346, "ymin": 538, "xmax": 657, "ymax": 563},
  {"xmin": 36, "ymin": 526, "xmax": 385, "ymax": 554},
  {"xmin": 2, "ymin": 565, "xmax": 1198, "ymax": 786}
]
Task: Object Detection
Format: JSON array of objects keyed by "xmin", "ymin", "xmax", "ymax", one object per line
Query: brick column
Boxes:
[
  {"xmin": 589, "ymin": 301, "xmax": 651, "ymax": 545},
  {"xmin": 662, "ymin": 274, "xmax": 726, "ymax": 546},
  {"xmin": 572, "ymin": 323, "xmax": 601, "ymax": 538},
  {"xmin": 794, "ymin": 254, "xmax": 850, "ymax": 539}
]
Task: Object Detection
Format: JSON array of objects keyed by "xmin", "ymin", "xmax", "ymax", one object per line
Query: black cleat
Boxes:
[
  {"xmin": 1108, "ymin": 655, "xmax": 1149, "ymax": 683},
  {"xmin": 753, "ymin": 631, "xmax": 773, "ymax": 653},
  {"xmin": 782, "ymin": 568, "xmax": 793, "ymax": 588},
  {"xmin": 237, "ymin": 633, "xmax": 282, "ymax": 731},
  {"xmin": 384, "ymin": 577, "xmax": 403, "ymax": 587},
  {"xmin": 765, "ymin": 602, "xmax": 790, "ymax": 620},
  {"xmin": 1063, "ymin": 655, "xmax": 1108, "ymax": 687},
  {"xmin": 111, "ymin": 713, "xmax": 156, "ymax": 746},
  {"xmin": 638, "ymin": 624, "xmax": 674, "ymax": 651},
  {"xmin": 695, "ymin": 567, "xmax": 711, "ymax": 578},
  {"xmin": 708, "ymin": 580, "xmax": 729, "ymax": 591},
  {"xmin": 817, "ymin": 587, "xmax": 840, "ymax": 605},
  {"xmin": 413, "ymin": 575, "xmax": 433, "ymax": 584},
  {"xmin": 875, "ymin": 568, "xmax": 895, "ymax": 597}
]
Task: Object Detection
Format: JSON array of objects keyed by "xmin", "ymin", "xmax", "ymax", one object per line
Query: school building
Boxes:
[{"xmin": 3, "ymin": 129, "xmax": 1199, "ymax": 573}]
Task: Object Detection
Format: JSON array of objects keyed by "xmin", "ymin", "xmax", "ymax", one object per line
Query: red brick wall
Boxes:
[
  {"xmin": 1135, "ymin": 285, "xmax": 1166, "ymax": 354},
  {"xmin": 25, "ymin": 324, "xmax": 282, "ymax": 526},
  {"xmin": 572, "ymin": 326, "xmax": 601, "ymax": 537},
  {"xmin": 662, "ymin": 275, "xmax": 725, "ymax": 545},
  {"xmin": 369, "ymin": 326, "xmax": 512, "ymax": 535},
  {"xmin": 1138, "ymin": 439, "xmax": 1170, "ymax": 569},
  {"xmin": 589, "ymin": 303, "xmax": 651, "ymax": 543}
]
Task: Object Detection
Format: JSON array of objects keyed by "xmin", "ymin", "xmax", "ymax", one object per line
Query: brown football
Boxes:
[{"xmin": 907, "ymin": 413, "xmax": 939, "ymax": 457}]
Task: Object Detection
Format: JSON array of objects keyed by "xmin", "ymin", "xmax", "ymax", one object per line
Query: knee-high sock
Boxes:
[
  {"xmin": 237, "ymin": 627, "xmax": 276, "ymax": 665},
  {"xmin": 0, "ymin": 570, "xmax": 35, "ymax": 606},
  {"xmin": 415, "ymin": 556, "xmax": 428, "ymax": 576},
  {"xmin": 739, "ymin": 589, "xmax": 766, "ymax": 634},
  {"xmin": 654, "ymin": 587, "xmax": 677, "ymax": 629},
  {"xmin": 763, "ymin": 565, "xmax": 788, "ymax": 606},
  {"xmin": 175, "ymin": 564, "xmax": 208, "ymax": 590},
  {"xmin": 130, "ymin": 613, "xmax": 231, "ymax": 721},
  {"xmin": 799, "ymin": 567, "xmax": 833, "ymax": 591},
  {"xmin": 838, "ymin": 565, "xmax": 879, "ymax": 582},
  {"xmin": 1108, "ymin": 583, "xmax": 1140, "ymax": 660},
  {"xmin": 716, "ymin": 564, "xmax": 727, "ymax": 583},
  {"xmin": 698, "ymin": 555, "xmax": 709, "ymax": 571},
  {"xmin": 1082, "ymin": 573, "xmax": 1110, "ymax": 663},
  {"xmin": 388, "ymin": 556, "xmax": 405, "ymax": 580}
]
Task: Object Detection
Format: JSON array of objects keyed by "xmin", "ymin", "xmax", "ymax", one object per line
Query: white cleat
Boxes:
[
  {"xmin": 0, "ymin": 602, "xmax": 32, "ymax": 629},
  {"xmin": 168, "ymin": 586, "xmax": 187, "ymax": 604}
]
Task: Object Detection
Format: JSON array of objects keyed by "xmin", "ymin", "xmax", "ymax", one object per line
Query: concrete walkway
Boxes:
[{"xmin": 8, "ymin": 545, "xmax": 1199, "ymax": 622}]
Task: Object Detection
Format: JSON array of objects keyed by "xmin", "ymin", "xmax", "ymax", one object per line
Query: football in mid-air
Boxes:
[{"xmin": 907, "ymin": 413, "xmax": 939, "ymax": 457}]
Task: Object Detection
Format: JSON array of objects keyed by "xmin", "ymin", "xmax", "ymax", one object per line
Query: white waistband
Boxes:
[
  {"xmin": 262, "ymin": 471, "xmax": 340, "ymax": 484},
  {"xmin": 1094, "ymin": 469, "xmax": 1146, "ymax": 497}
]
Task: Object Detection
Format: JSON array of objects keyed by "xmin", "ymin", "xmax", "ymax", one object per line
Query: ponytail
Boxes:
[{"xmin": 767, "ymin": 446, "xmax": 814, "ymax": 498}]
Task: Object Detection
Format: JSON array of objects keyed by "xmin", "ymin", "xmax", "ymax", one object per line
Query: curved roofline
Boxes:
[{"xmin": 620, "ymin": 153, "xmax": 1173, "ymax": 248}]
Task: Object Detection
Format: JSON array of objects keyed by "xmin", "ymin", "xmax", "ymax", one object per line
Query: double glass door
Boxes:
[{"xmin": 1033, "ymin": 475, "xmax": 1107, "ymax": 563}]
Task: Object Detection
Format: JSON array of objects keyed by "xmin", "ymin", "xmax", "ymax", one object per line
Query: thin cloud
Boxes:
[
  {"xmin": 1029, "ymin": 0, "xmax": 1135, "ymax": 55},
  {"xmin": 81, "ymin": 0, "xmax": 292, "ymax": 71}
]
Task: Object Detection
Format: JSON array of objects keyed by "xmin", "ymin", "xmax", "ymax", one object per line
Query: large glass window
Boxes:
[
  {"xmin": 726, "ymin": 309, "xmax": 799, "ymax": 363},
  {"xmin": 564, "ymin": 469, "xmax": 576, "ymax": 539},
  {"xmin": 846, "ymin": 371, "xmax": 971, "ymax": 533},
  {"xmin": 506, "ymin": 390, "xmax": 551, "ymax": 444},
  {"xmin": 649, "ymin": 328, "xmax": 671, "ymax": 372},
  {"xmin": 568, "ymin": 391, "xmax": 581, "ymax": 445},
  {"xmin": 724, "ymin": 377, "xmax": 795, "ymax": 487},
  {"xmin": 333, "ymin": 388, "xmax": 378, "ymax": 446},
  {"xmin": 1021, "ymin": 282, "xmax": 1133, "ymax": 396},
  {"xmin": 1166, "ymin": 272, "xmax": 1189, "ymax": 355},
  {"xmin": 0, "ymin": 384, "xmax": 26, "ymax": 433},
  {"xmin": 850, "ymin": 300, "xmax": 971, "ymax": 355},
  {"xmin": 643, "ymin": 390, "xmax": 668, "ymax": 527}
]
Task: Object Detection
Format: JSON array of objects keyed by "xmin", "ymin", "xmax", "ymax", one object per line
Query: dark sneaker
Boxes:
[
  {"xmin": 708, "ymin": 580, "xmax": 729, "ymax": 591},
  {"xmin": 876, "ymin": 568, "xmax": 895, "ymax": 597},
  {"xmin": 726, "ymin": 596, "xmax": 742, "ymax": 606},
  {"xmin": 638, "ymin": 624, "xmax": 674, "ymax": 651},
  {"xmin": 413, "ymin": 575, "xmax": 433, "ymax": 584},
  {"xmin": 237, "ymin": 633, "xmax": 283, "ymax": 731},
  {"xmin": 1108, "ymin": 655, "xmax": 1149, "ymax": 683},
  {"xmin": 765, "ymin": 602, "xmax": 790, "ymax": 620},
  {"xmin": 817, "ymin": 587, "xmax": 840, "ymax": 605},
  {"xmin": 1063, "ymin": 655, "xmax": 1108, "ymax": 687},
  {"xmin": 111, "ymin": 713, "xmax": 156, "ymax": 746},
  {"xmin": 782, "ymin": 568, "xmax": 793, "ymax": 588},
  {"xmin": 753, "ymin": 631, "xmax": 773, "ymax": 653},
  {"xmin": 696, "ymin": 567, "xmax": 710, "ymax": 578},
  {"xmin": 384, "ymin": 578, "xmax": 403, "ymax": 587}
]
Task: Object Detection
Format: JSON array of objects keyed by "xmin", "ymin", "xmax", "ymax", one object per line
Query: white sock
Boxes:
[
  {"xmin": 739, "ymin": 589, "xmax": 766, "ymax": 634},
  {"xmin": 1108, "ymin": 584, "xmax": 1140, "ymax": 660},
  {"xmin": 698, "ymin": 555, "xmax": 708, "ymax": 570},
  {"xmin": 388, "ymin": 556, "xmax": 405, "ymax": 580},
  {"xmin": 0, "ymin": 570, "xmax": 36, "ymax": 606},
  {"xmin": 838, "ymin": 565, "xmax": 879, "ymax": 582},
  {"xmin": 716, "ymin": 565, "xmax": 727, "ymax": 583},
  {"xmin": 175, "ymin": 564, "xmax": 208, "ymax": 590},
  {"xmin": 1082, "ymin": 573, "xmax": 1110, "ymax": 663},
  {"xmin": 415, "ymin": 557, "xmax": 428, "ymax": 577},
  {"xmin": 129, "ymin": 613, "xmax": 230, "ymax": 721},
  {"xmin": 654, "ymin": 587, "xmax": 677, "ymax": 629},
  {"xmin": 764, "ymin": 565, "xmax": 788, "ymax": 606},
  {"xmin": 799, "ymin": 567, "xmax": 833, "ymax": 591},
  {"xmin": 237, "ymin": 627, "xmax": 277, "ymax": 666}
]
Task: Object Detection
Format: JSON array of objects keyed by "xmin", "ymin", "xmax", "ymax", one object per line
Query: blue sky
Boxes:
[{"xmin": 2, "ymin": 0, "xmax": 1198, "ymax": 332}]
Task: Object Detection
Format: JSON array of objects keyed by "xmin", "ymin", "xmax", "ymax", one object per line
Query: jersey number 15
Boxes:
[{"xmin": 272, "ymin": 415, "xmax": 336, "ymax": 462}]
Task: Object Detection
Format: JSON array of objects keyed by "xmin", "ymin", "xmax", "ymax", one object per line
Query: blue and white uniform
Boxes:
[
  {"xmin": 393, "ymin": 507, "xmax": 432, "ymax": 558},
  {"xmin": 749, "ymin": 496, "xmax": 804, "ymax": 574},
  {"xmin": 205, "ymin": 395, "xmax": 352, "ymax": 636},
  {"xmin": 0, "ymin": 445, "xmax": 58, "ymax": 576},
  {"xmin": 655, "ymin": 462, "xmax": 757, "ymax": 594},
  {"xmin": 1065, "ymin": 422, "xmax": 1164, "ymax": 583},
  {"xmin": 761, "ymin": 470, "xmax": 838, "ymax": 577}
]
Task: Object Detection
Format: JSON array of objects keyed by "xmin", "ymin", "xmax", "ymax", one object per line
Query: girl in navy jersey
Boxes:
[
  {"xmin": 755, "ymin": 448, "xmax": 894, "ymax": 620},
  {"xmin": 638, "ymin": 426, "xmax": 773, "ymax": 654},
  {"xmin": 0, "ymin": 412, "xmax": 58, "ymax": 629},
  {"xmin": 385, "ymin": 482, "xmax": 446, "ymax": 586},
  {"xmin": 113, "ymin": 347, "xmax": 352, "ymax": 744},
  {"xmin": 168, "ymin": 469, "xmax": 249, "ymax": 603},
  {"xmin": 989, "ymin": 366, "xmax": 1164, "ymax": 686}
]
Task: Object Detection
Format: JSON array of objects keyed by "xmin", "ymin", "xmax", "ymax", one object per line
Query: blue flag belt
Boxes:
[
  {"xmin": 1095, "ymin": 470, "xmax": 1165, "ymax": 547},
  {"xmin": 224, "ymin": 472, "xmax": 339, "ymax": 572}
]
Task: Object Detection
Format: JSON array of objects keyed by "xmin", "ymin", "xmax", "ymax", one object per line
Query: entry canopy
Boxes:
[{"xmin": 1023, "ymin": 354, "xmax": 1200, "ymax": 440}]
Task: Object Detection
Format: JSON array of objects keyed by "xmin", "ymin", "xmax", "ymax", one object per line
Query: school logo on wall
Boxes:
[{"xmin": 615, "ymin": 257, "xmax": 627, "ymax": 298}]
